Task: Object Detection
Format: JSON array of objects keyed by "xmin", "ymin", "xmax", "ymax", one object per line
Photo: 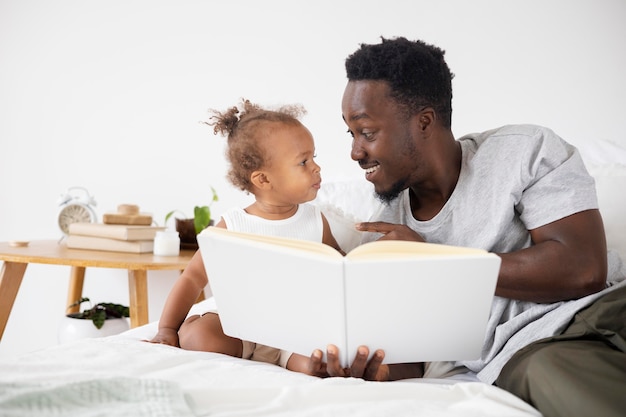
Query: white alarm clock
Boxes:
[{"xmin": 57, "ymin": 186, "xmax": 98, "ymax": 235}]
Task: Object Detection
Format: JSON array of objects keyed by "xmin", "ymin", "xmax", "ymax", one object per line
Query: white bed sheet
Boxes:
[{"xmin": 0, "ymin": 299, "xmax": 541, "ymax": 417}]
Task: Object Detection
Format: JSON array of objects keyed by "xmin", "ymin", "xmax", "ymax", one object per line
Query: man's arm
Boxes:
[
  {"xmin": 357, "ymin": 208, "xmax": 608, "ymax": 303},
  {"xmin": 496, "ymin": 209, "xmax": 607, "ymax": 302},
  {"xmin": 342, "ymin": 209, "xmax": 607, "ymax": 381}
]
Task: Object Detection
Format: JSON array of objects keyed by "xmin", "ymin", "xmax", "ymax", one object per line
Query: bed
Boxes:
[
  {"xmin": 0, "ymin": 308, "xmax": 541, "ymax": 417},
  {"xmin": 1, "ymin": 137, "xmax": 624, "ymax": 417}
]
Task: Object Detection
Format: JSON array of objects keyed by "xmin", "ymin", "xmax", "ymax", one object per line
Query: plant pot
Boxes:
[
  {"xmin": 175, "ymin": 218, "xmax": 197, "ymax": 249},
  {"xmin": 175, "ymin": 218, "xmax": 214, "ymax": 250},
  {"xmin": 57, "ymin": 315, "xmax": 130, "ymax": 344}
]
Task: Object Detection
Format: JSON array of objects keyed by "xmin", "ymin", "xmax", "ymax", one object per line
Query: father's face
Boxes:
[{"xmin": 341, "ymin": 80, "xmax": 418, "ymax": 203}]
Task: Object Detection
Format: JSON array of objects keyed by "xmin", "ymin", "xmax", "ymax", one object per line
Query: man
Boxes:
[{"xmin": 313, "ymin": 37, "xmax": 626, "ymax": 417}]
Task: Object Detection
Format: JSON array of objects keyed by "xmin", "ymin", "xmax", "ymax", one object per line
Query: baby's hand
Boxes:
[{"xmin": 146, "ymin": 328, "xmax": 180, "ymax": 347}]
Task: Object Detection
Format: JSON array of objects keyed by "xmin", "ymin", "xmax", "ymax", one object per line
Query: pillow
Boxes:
[
  {"xmin": 576, "ymin": 138, "xmax": 626, "ymax": 168},
  {"xmin": 588, "ymin": 163, "xmax": 626, "ymax": 262}
]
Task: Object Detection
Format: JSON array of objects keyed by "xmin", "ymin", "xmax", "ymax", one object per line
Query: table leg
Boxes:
[
  {"xmin": 128, "ymin": 269, "xmax": 148, "ymax": 328},
  {"xmin": 0, "ymin": 261, "xmax": 28, "ymax": 340},
  {"xmin": 65, "ymin": 266, "xmax": 86, "ymax": 314}
]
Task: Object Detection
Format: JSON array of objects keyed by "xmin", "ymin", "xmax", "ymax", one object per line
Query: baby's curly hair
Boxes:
[
  {"xmin": 205, "ymin": 99, "xmax": 306, "ymax": 192},
  {"xmin": 345, "ymin": 37, "xmax": 454, "ymax": 128}
]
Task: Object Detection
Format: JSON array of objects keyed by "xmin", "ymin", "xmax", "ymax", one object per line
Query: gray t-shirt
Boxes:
[{"xmin": 362, "ymin": 124, "xmax": 625, "ymax": 384}]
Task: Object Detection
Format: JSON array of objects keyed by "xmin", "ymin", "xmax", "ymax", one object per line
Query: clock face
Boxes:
[{"xmin": 58, "ymin": 203, "xmax": 94, "ymax": 235}]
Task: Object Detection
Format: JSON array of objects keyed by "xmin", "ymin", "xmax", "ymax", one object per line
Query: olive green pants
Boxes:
[{"xmin": 496, "ymin": 284, "xmax": 626, "ymax": 417}]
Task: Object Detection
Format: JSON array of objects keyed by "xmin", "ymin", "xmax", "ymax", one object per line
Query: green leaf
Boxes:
[
  {"xmin": 66, "ymin": 299, "xmax": 129, "ymax": 329},
  {"xmin": 165, "ymin": 186, "xmax": 218, "ymax": 230},
  {"xmin": 99, "ymin": 303, "xmax": 130, "ymax": 318},
  {"xmin": 194, "ymin": 206, "xmax": 211, "ymax": 233},
  {"xmin": 92, "ymin": 309, "xmax": 106, "ymax": 329},
  {"xmin": 165, "ymin": 210, "xmax": 186, "ymax": 225},
  {"xmin": 68, "ymin": 297, "xmax": 90, "ymax": 310},
  {"xmin": 210, "ymin": 186, "xmax": 219, "ymax": 203}
]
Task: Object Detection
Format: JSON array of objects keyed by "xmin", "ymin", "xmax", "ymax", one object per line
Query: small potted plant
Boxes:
[
  {"xmin": 165, "ymin": 187, "xmax": 219, "ymax": 249},
  {"xmin": 58, "ymin": 297, "xmax": 130, "ymax": 344}
]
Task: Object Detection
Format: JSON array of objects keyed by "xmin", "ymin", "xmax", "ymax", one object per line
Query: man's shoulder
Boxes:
[
  {"xmin": 459, "ymin": 124, "xmax": 558, "ymax": 143},
  {"xmin": 459, "ymin": 124, "xmax": 570, "ymax": 155}
]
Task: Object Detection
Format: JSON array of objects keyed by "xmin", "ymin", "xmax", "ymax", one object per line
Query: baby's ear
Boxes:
[{"xmin": 250, "ymin": 171, "xmax": 271, "ymax": 189}]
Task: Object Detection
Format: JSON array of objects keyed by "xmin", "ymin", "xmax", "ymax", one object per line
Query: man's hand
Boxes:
[
  {"xmin": 287, "ymin": 351, "xmax": 329, "ymax": 377},
  {"xmin": 317, "ymin": 345, "xmax": 424, "ymax": 381},
  {"xmin": 324, "ymin": 344, "xmax": 390, "ymax": 381},
  {"xmin": 356, "ymin": 222, "xmax": 425, "ymax": 242}
]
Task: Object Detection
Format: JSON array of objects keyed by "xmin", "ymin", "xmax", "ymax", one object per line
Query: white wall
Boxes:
[{"xmin": 1, "ymin": 0, "xmax": 625, "ymax": 358}]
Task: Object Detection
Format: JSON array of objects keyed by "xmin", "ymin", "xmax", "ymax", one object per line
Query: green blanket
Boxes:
[{"xmin": 0, "ymin": 377, "xmax": 193, "ymax": 417}]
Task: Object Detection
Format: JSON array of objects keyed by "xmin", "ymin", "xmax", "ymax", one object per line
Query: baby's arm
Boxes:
[
  {"xmin": 321, "ymin": 214, "xmax": 345, "ymax": 255},
  {"xmin": 149, "ymin": 250, "xmax": 209, "ymax": 346},
  {"xmin": 150, "ymin": 221, "xmax": 226, "ymax": 346}
]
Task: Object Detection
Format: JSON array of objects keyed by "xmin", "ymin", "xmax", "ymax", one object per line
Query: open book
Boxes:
[{"xmin": 197, "ymin": 227, "xmax": 501, "ymax": 367}]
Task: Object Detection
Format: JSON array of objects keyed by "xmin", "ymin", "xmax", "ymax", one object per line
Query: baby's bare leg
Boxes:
[{"xmin": 178, "ymin": 312, "xmax": 243, "ymax": 357}]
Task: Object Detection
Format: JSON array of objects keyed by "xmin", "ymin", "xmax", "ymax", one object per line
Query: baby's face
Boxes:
[{"xmin": 261, "ymin": 123, "xmax": 322, "ymax": 205}]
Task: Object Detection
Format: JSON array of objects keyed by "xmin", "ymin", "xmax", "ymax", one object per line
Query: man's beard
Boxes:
[
  {"xmin": 371, "ymin": 126, "xmax": 414, "ymax": 205},
  {"xmin": 375, "ymin": 179, "xmax": 407, "ymax": 204}
]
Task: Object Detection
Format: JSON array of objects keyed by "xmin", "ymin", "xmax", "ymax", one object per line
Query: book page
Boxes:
[
  {"xmin": 202, "ymin": 227, "xmax": 343, "ymax": 259},
  {"xmin": 346, "ymin": 240, "xmax": 488, "ymax": 260},
  {"xmin": 198, "ymin": 227, "xmax": 348, "ymax": 363},
  {"xmin": 343, "ymin": 253, "xmax": 500, "ymax": 364}
]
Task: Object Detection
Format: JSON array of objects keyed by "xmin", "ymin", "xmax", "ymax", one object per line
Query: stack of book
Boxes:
[{"xmin": 66, "ymin": 223, "xmax": 166, "ymax": 253}]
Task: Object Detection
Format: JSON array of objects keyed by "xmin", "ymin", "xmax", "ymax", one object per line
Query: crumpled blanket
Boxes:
[{"xmin": 0, "ymin": 377, "xmax": 193, "ymax": 417}]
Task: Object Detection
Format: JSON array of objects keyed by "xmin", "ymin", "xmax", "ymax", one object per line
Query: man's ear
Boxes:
[
  {"xmin": 417, "ymin": 108, "xmax": 435, "ymax": 132},
  {"xmin": 250, "ymin": 171, "xmax": 271, "ymax": 189}
]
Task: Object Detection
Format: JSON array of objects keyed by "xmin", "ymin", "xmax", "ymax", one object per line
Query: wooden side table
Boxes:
[{"xmin": 0, "ymin": 240, "xmax": 196, "ymax": 340}]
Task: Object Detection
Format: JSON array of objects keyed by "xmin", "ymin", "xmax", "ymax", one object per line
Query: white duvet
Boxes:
[{"xmin": 0, "ymin": 300, "xmax": 540, "ymax": 417}]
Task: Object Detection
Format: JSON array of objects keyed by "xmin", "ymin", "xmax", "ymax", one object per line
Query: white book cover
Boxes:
[{"xmin": 198, "ymin": 227, "xmax": 500, "ymax": 367}]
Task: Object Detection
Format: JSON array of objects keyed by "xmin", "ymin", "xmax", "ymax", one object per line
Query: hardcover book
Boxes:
[
  {"xmin": 69, "ymin": 223, "xmax": 165, "ymax": 241},
  {"xmin": 197, "ymin": 227, "xmax": 501, "ymax": 367},
  {"xmin": 66, "ymin": 235, "xmax": 154, "ymax": 254}
]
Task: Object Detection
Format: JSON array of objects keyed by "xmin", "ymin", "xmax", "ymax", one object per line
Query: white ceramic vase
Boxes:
[{"xmin": 57, "ymin": 315, "xmax": 130, "ymax": 344}]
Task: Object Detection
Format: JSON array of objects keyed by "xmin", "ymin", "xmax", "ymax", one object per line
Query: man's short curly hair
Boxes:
[
  {"xmin": 205, "ymin": 99, "xmax": 306, "ymax": 193},
  {"xmin": 345, "ymin": 37, "xmax": 454, "ymax": 128}
]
